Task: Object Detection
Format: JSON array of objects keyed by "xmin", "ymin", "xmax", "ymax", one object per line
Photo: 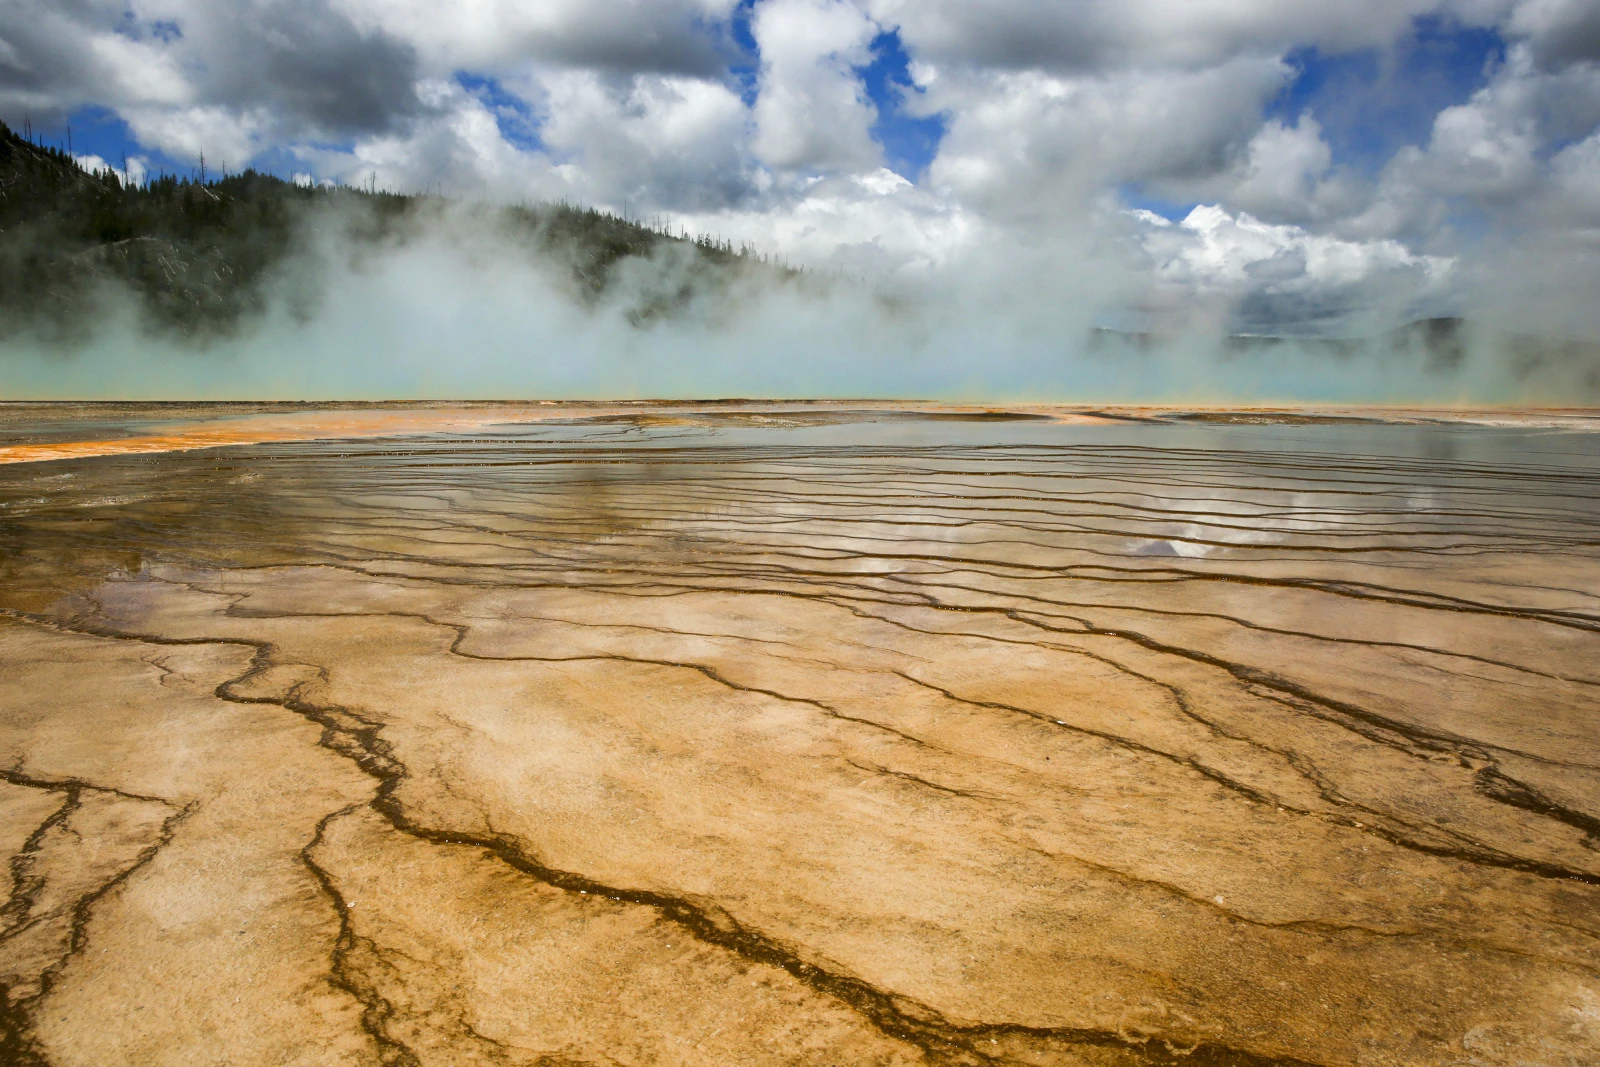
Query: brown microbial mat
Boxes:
[{"xmin": 0, "ymin": 401, "xmax": 1598, "ymax": 1066}]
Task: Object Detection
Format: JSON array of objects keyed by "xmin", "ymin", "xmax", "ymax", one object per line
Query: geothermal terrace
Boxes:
[{"xmin": 0, "ymin": 403, "xmax": 1597, "ymax": 1066}]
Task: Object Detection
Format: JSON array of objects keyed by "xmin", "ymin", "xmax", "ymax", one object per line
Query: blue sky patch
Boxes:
[
  {"xmin": 56, "ymin": 106, "xmax": 327, "ymax": 185},
  {"xmin": 1269, "ymin": 15, "xmax": 1506, "ymax": 172},
  {"xmin": 456, "ymin": 72, "xmax": 545, "ymax": 154},
  {"xmin": 727, "ymin": 0, "xmax": 761, "ymax": 107},
  {"xmin": 858, "ymin": 29, "xmax": 947, "ymax": 180},
  {"xmin": 1119, "ymin": 186, "xmax": 1199, "ymax": 224},
  {"xmin": 54, "ymin": 107, "xmax": 199, "ymax": 180}
]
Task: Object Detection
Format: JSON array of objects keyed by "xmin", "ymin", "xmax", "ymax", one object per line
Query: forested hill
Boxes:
[{"xmin": 0, "ymin": 121, "xmax": 787, "ymax": 341}]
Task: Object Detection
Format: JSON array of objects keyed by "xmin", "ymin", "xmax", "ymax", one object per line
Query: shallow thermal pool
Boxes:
[{"xmin": 1, "ymin": 404, "xmax": 1598, "ymax": 1066}]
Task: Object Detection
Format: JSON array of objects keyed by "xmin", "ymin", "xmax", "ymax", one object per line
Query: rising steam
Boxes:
[{"xmin": 3, "ymin": 183, "xmax": 1598, "ymax": 404}]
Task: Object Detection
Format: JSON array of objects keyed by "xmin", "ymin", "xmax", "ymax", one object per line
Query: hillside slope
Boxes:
[{"xmin": 0, "ymin": 122, "xmax": 787, "ymax": 341}]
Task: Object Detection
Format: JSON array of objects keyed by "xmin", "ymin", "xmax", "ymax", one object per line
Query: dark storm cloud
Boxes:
[
  {"xmin": 873, "ymin": 0, "xmax": 1446, "ymax": 74},
  {"xmin": 874, "ymin": 3, "xmax": 1118, "ymax": 73},
  {"xmin": 0, "ymin": 0, "xmax": 422, "ymax": 139},
  {"xmin": 182, "ymin": 0, "xmax": 424, "ymax": 136},
  {"xmin": 513, "ymin": 8, "xmax": 737, "ymax": 79},
  {"xmin": 0, "ymin": 0, "xmax": 742, "ymax": 140},
  {"xmin": 1524, "ymin": 1, "xmax": 1600, "ymax": 69},
  {"xmin": 0, "ymin": 1, "xmax": 120, "ymax": 122}
]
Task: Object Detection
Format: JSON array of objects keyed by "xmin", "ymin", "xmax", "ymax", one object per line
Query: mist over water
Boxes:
[{"xmin": 3, "ymin": 199, "xmax": 1598, "ymax": 404}]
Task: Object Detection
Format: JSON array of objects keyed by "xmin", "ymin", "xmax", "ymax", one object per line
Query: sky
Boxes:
[{"xmin": 3, "ymin": 0, "xmax": 1600, "ymax": 350}]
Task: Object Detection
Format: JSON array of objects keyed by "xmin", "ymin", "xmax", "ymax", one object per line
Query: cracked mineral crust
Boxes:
[{"xmin": 0, "ymin": 403, "xmax": 1598, "ymax": 1066}]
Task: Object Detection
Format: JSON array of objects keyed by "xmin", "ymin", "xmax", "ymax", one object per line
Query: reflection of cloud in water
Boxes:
[{"xmin": 1121, "ymin": 479, "xmax": 1459, "ymax": 558}]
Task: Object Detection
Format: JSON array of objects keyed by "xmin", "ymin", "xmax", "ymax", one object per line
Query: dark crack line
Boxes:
[
  {"xmin": 841, "ymin": 759, "xmax": 1006, "ymax": 803},
  {"xmin": 5, "ymin": 607, "xmax": 1336, "ymax": 1067},
  {"xmin": 0, "ymin": 782, "xmax": 79, "ymax": 943},
  {"xmin": 300, "ymin": 803, "xmax": 422, "ymax": 1067},
  {"xmin": 0, "ymin": 769, "xmax": 192, "ymax": 1067}
]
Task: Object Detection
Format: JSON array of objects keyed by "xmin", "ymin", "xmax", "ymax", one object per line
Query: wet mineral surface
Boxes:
[{"xmin": 0, "ymin": 405, "xmax": 1597, "ymax": 1066}]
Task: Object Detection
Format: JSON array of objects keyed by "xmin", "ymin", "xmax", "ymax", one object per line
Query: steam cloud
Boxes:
[{"xmin": 3, "ymin": 190, "xmax": 1598, "ymax": 404}]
